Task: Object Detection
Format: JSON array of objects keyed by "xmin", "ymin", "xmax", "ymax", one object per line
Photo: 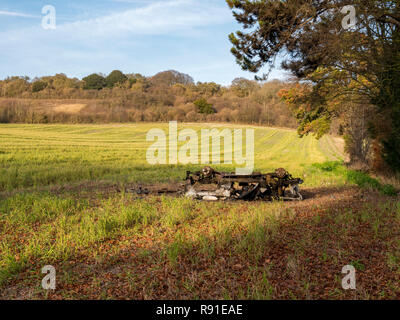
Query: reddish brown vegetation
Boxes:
[{"xmin": 1, "ymin": 187, "xmax": 399, "ymax": 300}]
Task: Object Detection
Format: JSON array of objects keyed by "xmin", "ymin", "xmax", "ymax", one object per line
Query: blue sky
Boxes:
[{"xmin": 0, "ymin": 0, "xmax": 288, "ymax": 85}]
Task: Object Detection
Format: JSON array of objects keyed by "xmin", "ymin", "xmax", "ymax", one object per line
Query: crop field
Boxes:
[
  {"xmin": 0, "ymin": 123, "xmax": 399, "ymax": 300},
  {"xmin": 0, "ymin": 123, "xmax": 345, "ymax": 191}
]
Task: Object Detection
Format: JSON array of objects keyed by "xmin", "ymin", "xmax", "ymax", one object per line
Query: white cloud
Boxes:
[
  {"xmin": 62, "ymin": 0, "xmax": 231, "ymax": 37},
  {"xmin": 0, "ymin": 10, "xmax": 37, "ymax": 18},
  {"xmin": 0, "ymin": 0, "xmax": 239, "ymax": 81},
  {"xmin": 1, "ymin": 0, "xmax": 232, "ymax": 45}
]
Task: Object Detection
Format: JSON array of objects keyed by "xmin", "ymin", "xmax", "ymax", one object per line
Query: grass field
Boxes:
[
  {"xmin": 0, "ymin": 123, "xmax": 344, "ymax": 191},
  {"xmin": 0, "ymin": 123, "xmax": 399, "ymax": 300}
]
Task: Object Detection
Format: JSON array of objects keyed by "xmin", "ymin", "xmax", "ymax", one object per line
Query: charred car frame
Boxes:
[{"xmin": 184, "ymin": 167, "xmax": 304, "ymax": 201}]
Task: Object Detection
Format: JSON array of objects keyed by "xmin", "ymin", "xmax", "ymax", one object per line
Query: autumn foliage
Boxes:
[{"xmin": 0, "ymin": 71, "xmax": 297, "ymax": 128}]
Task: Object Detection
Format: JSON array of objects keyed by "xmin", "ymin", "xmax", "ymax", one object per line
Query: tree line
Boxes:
[{"xmin": 0, "ymin": 70, "xmax": 297, "ymax": 128}]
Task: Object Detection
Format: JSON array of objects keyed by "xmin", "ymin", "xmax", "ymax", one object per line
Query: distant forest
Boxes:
[{"xmin": 0, "ymin": 70, "xmax": 297, "ymax": 128}]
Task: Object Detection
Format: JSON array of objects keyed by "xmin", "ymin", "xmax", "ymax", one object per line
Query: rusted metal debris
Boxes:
[
  {"xmin": 184, "ymin": 166, "xmax": 304, "ymax": 201},
  {"xmin": 126, "ymin": 166, "xmax": 304, "ymax": 201}
]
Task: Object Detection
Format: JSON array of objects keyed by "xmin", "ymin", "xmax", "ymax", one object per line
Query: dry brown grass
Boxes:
[{"xmin": 53, "ymin": 104, "xmax": 86, "ymax": 114}]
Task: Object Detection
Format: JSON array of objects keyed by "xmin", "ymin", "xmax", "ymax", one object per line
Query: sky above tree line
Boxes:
[{"xmin": 0, "ymin": 0, "xmax": 287, "ymax": 85}]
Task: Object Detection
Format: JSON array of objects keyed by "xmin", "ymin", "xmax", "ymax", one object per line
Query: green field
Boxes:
[
  {"xmin": 0, "ymin": 123, "xmax": 344, "ymax": 191},
  {"xmin": 0, "ymin": 124, "xmax": 399, "ymax": 300}
]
